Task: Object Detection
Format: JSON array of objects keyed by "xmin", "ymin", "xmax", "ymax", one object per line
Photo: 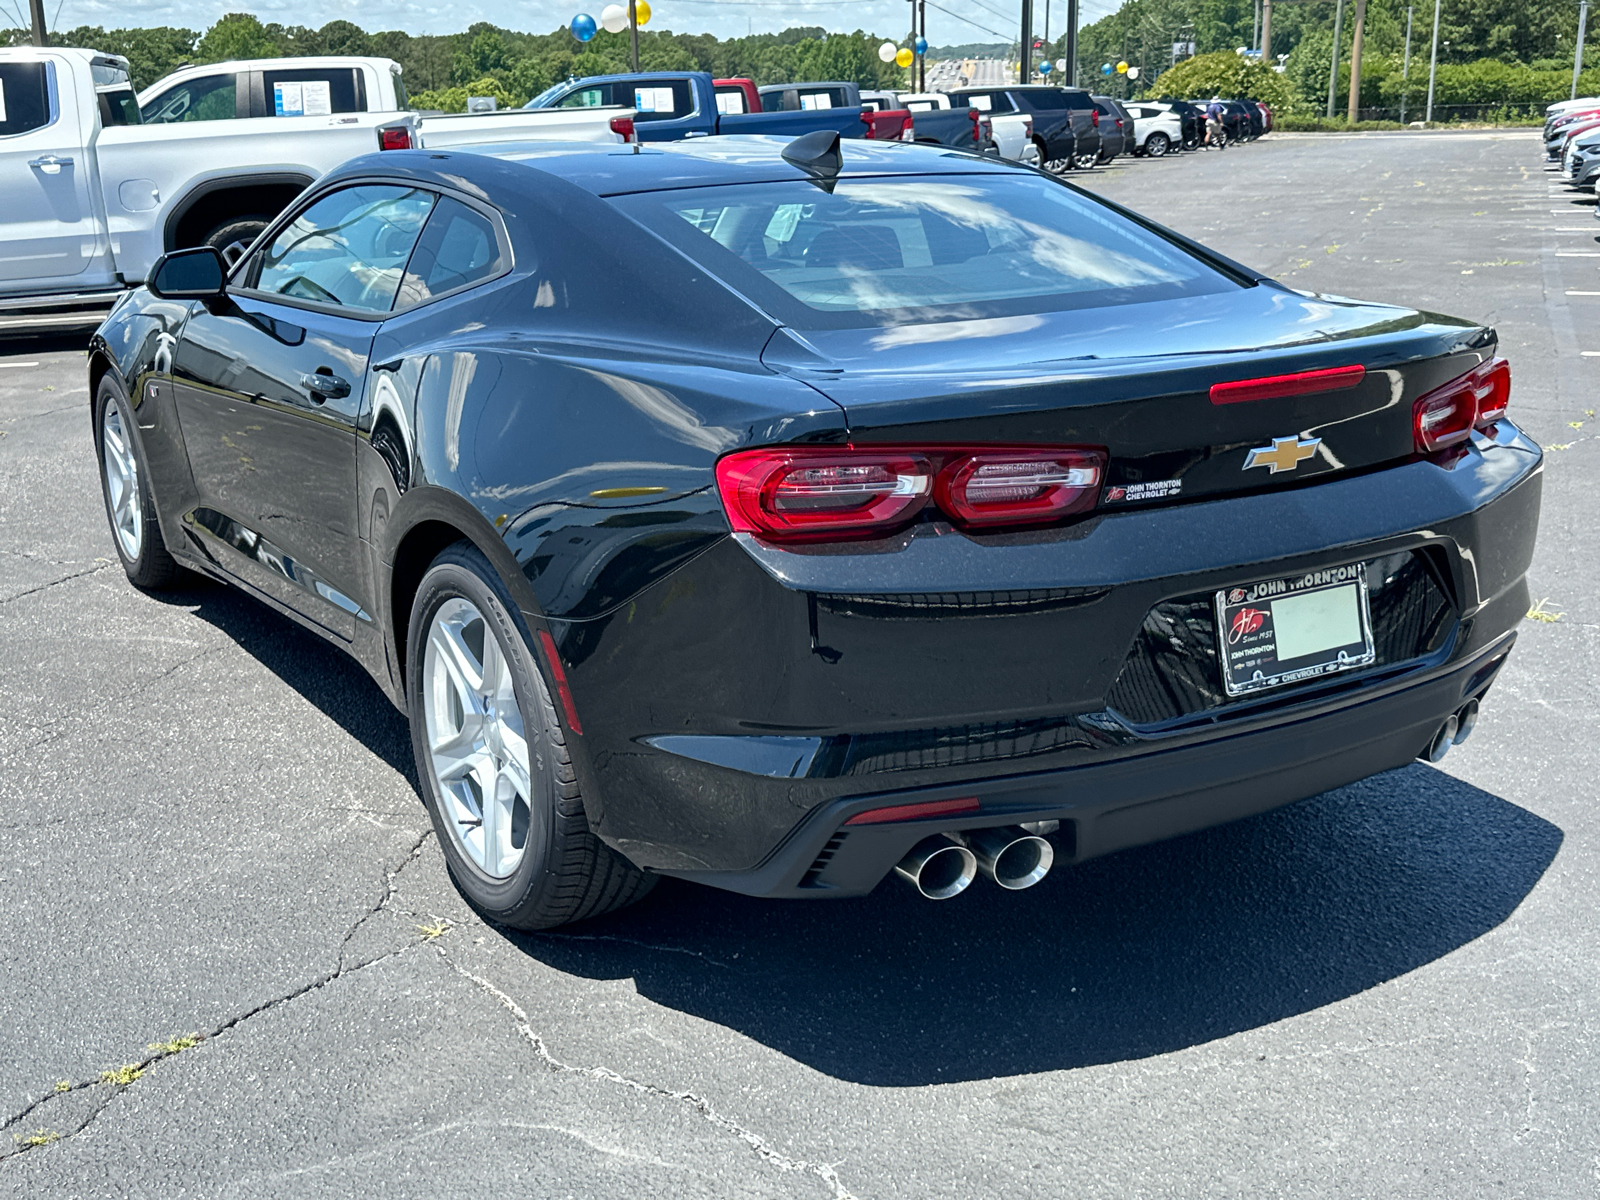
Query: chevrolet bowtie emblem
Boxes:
[{"xmin": 1244, "ymin": 435, "xmax": 1321, "ymax": 474}]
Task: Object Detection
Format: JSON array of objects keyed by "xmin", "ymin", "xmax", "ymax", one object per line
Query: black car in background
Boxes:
[
  {"xmin": 1151, "ymin": 97, "xmax": 1203, "ymax": 148},
  {"xmin": 949, "ymin": 84, "xmax": 1102, "ymax": 171},
  {"xmin": 1234, "ymin": 98, "xmax": 1265, "ymax": 139},
  {"xmin": 88, "ymin": 136, "xmax": 1540, "ymax": 929},
  {"xmin": 1090, "ymin": 96, "xmax": 1131, "ymax": 161}
]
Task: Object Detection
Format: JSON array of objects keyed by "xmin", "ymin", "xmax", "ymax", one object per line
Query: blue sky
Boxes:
[{"xmin": 27, "ymin": 0, "xmax": 1125, "ymax": 46}]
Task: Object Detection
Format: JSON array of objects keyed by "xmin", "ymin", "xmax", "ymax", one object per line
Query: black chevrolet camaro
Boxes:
[{"xmin": 89, "ymin": 135, "xmax": 1541, "ymax": 928}]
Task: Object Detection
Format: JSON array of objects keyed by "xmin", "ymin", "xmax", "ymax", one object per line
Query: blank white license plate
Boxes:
[{"xmin": 1214, "ymin": 565, "xmax": 1376, "ymax": 696}]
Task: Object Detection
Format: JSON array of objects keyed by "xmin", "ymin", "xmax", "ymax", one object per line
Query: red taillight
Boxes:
[
  {"xmin": 609, "ymin": 115, "xmax": 635, "ymax": 142},
  {"xmin": 716, "ymin": 447, "xmax": 934, "ymax": 541},
  {"xmin": 715, "ymin": 445, "xmax": 1107, "ymax": 542},
  {"xmin": 1210, "ymin": 364, "xmax": 1366, "ymax": 405},
  {"xmin": 1092, "ymin": 109, "xmax": 1100, "ymax": 127},
  {"xmin": 845, "ymin": 796, "xmax": 980, "ymax": 826},
  {"xmin": 934, "ymin": 449, "xmax": 1104, "ymax": 528},
  {"xmin": 1412, "ymin": 357, "xmax": 1511, "ymax": 452},
  {"xmin": 377, "ymin": 126, "xmax": 413, "ymax": 151}
]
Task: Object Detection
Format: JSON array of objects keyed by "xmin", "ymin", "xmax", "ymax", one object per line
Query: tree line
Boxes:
[{"xmin": 3, "ymin": 14, "xmax": 904, "ymax": 108}]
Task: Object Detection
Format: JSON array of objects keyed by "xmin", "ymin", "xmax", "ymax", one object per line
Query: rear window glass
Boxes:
[
  {"xmin": 142, "ymin": 73, "xmax": 235, "ymax": 123},
  {"xmin": 0, "ymin": 62, "xmax": 51, "ymax": 137},
  {"xmin": 264, "ymin": 69, "xmax": 365, "ymax": 116},
  {"xmin": 632, "ymin": 80, "xmax": 692, "ymax": 120},
  {"xmin": 1019, "ymin": 90, "xmax": 1070, "ymax": 111},
  {"xmin": 616, "ymin": 174, "xmax": 1237, "ymax": 330},
  {"xmin": 397, "ymin": 197, "xmax": 505, "ymax": 307}
]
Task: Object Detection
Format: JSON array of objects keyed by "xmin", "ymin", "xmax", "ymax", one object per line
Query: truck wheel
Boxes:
[
  {"xmin": 202, "ymin": 215, "xmax": 271, "ymax": 267},
  {"xmin": 1146, "ymin": 132, "xmax": 1170, "ymax": 157},
  {"xmin": 1073, "ymin": 150, "xmax": 1098, "ymax": 170}
]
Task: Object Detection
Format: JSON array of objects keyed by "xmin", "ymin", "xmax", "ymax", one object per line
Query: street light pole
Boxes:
[
  {"xmin": 1326, "ymin": 0, "xmax": 1345, "ymax": 119},
  {"xmin": 1021, "ymin": 0, "xmax": 1033, "ymax": 82},
  {"xmin": 628, "ymin": 0, "xmax": 640, "ymax": 72},
  {"xmin": 28, "ymin": 0, "xmax": 46, "ymax": 45},
  {"xmin": 1574, "ymin": 0, "xmax": 1589, "ymax": 101},
  {"xmin": 1400, "ymin": 5, "xmax": 1413, "ymax": 124},
  {"xmin": 1065, "ymin": 0, "xmax": 1079, "ymax": 86},
  {"xmin": 1425, "ymin": 0, "xmax": 1440, "ymax": 124}
]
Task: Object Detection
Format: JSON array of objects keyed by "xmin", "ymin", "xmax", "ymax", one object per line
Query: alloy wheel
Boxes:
[
  {"xmin": 423, "ymin": 596, "xmax": 534, "ymax": 880},
  {"xmin": 1073, "ymin": 152, "xmax": 1098, "ymax": 170},
  {"xmin": 1043, "ymin": 156, "xmax": 1072, "ymax": 174},
  {"xmin": 1147, "ymin": 133, "xmax": 1169, "ymax": 157},
  {"xmin": 101, "ymin": 402, "xmax": 142, "ymax": 560}
]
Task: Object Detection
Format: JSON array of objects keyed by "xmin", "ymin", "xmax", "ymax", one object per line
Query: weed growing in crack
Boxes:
[
  {"xmin": 416, "ymin": 920, "xmax": 451, "ymax": 941},
  {"xmin": 53, "ymin": 1081, "xmax": 71, "ymax": 1093},
  {"xmin": 147, "ymin": 1034, "xmax": 202, "ymax": 1055},
  {"xmin": 15, "ymin": 1130, "xmax": 60, "ymax": 1147},
  {"xmin": 99, "ymin": 1065, "xmax": 143, "ymax": 1087},
  {"xmin": 1526, "ymin": 597, "xmax": 1565, "ymax": 624}
]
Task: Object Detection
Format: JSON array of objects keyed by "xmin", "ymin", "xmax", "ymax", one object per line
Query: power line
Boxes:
[{"xmin": 923, "ymin": 0, "xmax": 1014, "ymax": 42}]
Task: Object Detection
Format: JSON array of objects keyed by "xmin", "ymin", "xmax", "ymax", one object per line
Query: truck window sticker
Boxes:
[
  {"xmin": 968, "ymin": 93, "xmax": 993, "ymax": 111},
  {"xmin": 800, "ymin": 93, "xmax": 833, "ymax": 111},
  {"xmin": 635, "ymin": 87, "xmax": 676, "ymax": 114},
  {"xmin": 274, "ymin": 80, "xmax": 332, "ymax": 117}
]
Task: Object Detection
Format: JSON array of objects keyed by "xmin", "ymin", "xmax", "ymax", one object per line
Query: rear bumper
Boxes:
[
  {"xmin": 550, "ymin": 425, "xmax": 1541, "ymax": 890},
  {"xmin": 662, "ymin": 630, "xmax": 1515, "ymax": 898}
]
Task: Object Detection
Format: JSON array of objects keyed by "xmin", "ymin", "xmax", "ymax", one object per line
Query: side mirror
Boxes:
[{"xmin": 147, "ymin": 246, "xmax": 226, "ymax": 300}]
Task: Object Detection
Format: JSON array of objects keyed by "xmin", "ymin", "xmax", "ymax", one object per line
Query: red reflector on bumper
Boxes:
[
  {"xmin": 844, "ymin": 796, "xmax": 981, "ymax": 826},
  {"xmin": 1209, "ymin": 364, "xmax": 1366, "ymax": 405}
]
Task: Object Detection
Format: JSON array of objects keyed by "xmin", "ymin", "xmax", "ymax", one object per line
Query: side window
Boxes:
[
  {"xmin": 0, "ymin": 61, "xmax": 52, "ymax": 137},
  {"xmin": 141, "ymin": 73, "xmax": 237, "ymax": 124},
  {"xmin": 391, "ymin": 69, "xmax": 409, "ymax": 110},
  {"xmin": 965, "ymin": 92, "xmax": 994, "ymax": 112},
  {"xmin": 263, "ymin": 69, "xmax": 365, "ymax": 117},
  {"xmin": 249, "ymin": 185, "xmax": 436, "ymax": 313},
  {"xmin": 632, "ymin": 81, "xmax": 692, "ymax": 121},
  {"xmin": 715, "ymin": 88, "xmax": 746, "ymax": 115},
  {"xmin": 559, "ymin": 87, "xmax": 607, "ymax": 108},
  {"xmin": 395, "ymin": 198, "xmax": 506, "ymax": 308}
]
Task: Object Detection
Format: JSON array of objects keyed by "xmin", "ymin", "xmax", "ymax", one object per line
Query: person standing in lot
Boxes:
[{"xmin": 1205, "ymin": 98, "xmax": 1226, "ymax": 149}]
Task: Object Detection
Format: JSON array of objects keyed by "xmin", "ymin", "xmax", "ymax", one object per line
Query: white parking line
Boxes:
[
  {"xmin": 0, "ymin": 362, "xmax": 40, "ymax": 369},
  {"xmin": 1566, "ymin": 290, "xmax": 1600, "ymax": 295},
  {"xmin": 1556, "ymin": 251, "xmax": 1600, "ymax": 256},
  {"xmin": 1582, "ymin": 351, "xmax": 1600, "ymax": 356}
]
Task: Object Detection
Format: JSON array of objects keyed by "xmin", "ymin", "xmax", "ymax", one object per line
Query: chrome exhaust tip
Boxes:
[
  {"xmin": 956, "ymin": 826, "xmax": 1055, "ymax": 891},
  {"xmin": 894, "ymin": 837, "xmax": 978, "ymax": 900},
  {"xmin": 1453, "ymin": 698, "xmax": 1480, "ymax": 745},
  {"xmin": 1423, "ymin": 713, "xmax": 1460, "ymax": 763}
]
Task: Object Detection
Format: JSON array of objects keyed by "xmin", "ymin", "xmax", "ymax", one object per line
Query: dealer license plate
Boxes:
[{"xmin": 1214, "ymin": 564, "xmax": 1376, "ymax": 697}]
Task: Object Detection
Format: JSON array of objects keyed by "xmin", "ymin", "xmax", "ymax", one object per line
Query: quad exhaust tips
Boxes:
[
  {"xmin": 893, "ymin": 826, "xmax": 1055, "ymax": 899},
  {"xmin": 894, "ymin": 837, "xmax": 978, "ymax": 900}
]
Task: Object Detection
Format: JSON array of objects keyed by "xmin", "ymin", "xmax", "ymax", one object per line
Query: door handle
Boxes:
[
  {"xmin": 301, "ymin": 371, "xmax": 351, "ymax": 400},
  {"xmin": 28, "ymin": 155, "xmax": 73, "ymax": 174}
]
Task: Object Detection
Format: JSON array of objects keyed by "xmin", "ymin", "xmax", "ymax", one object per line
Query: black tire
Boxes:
[
  {"xmin": 1146, "ymin": 131, "xmax": 1170, "ymax": 157},
  {"xmin": 202, "ymin": 215, "xmax": 271, "ymax": 267},
  {"xmin": 406, "ymin": 541, "xmax": 655, "ymax": 930},
  {"xmin": 93, "ymin": 374, "xmax": 186, "ymax": 590}
]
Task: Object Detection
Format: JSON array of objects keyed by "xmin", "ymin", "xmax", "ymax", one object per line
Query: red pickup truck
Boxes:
[{"xmin": 713, "ymin": 76, "xmax": 915, "ymax": 141}]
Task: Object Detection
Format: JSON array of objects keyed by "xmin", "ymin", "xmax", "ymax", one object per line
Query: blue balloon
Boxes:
[
  {"xmin": 1038, "ymin": 60, "xmax": 1052, "ymax": 74},
  {"xmin": 571, "ymin": 12, "xmax": 597, "ymax": 41},
  {"xmin": 914, "ymin": 36, "xmax": 927, "ymax": 55},
  {"xmin": 1101, "ymin": 62, "xmax": 1113, "ymax": 75}
]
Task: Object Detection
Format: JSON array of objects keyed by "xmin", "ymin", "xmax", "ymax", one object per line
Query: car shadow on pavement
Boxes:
[
  {"xmin": 514, "ymin": 766, "xmax": 1560, "ymax": 1085},
  {"xmin": 152, "ymin": 580, "xmax": 418, "ymax": 784}
]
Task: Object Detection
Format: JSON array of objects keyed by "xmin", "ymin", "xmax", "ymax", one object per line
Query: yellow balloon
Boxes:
[
  {"xmin": 635, "ymin": 0, "xmax": 650, "ymax": 24},
  {"xmin": 896, "ymin": 47, "xmax": 914, "ymax": 68},
  {"xmin": 1116, "ymin": 60, "xmax": 1128, "ymax": 73}
]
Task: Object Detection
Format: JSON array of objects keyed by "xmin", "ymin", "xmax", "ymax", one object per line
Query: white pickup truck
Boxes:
[
  {"xmin": 0, "ymin": 48, "xmax": 630, "ymax": 330},
  {"xmin": 897, "ymin": 92, "xmax": 1039, "ymax": 166}
]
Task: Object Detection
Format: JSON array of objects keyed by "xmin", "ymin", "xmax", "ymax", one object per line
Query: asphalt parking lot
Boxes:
[{"xmin": 1, "ymin": 128, "xmax": 1594, "ymax": 1197}]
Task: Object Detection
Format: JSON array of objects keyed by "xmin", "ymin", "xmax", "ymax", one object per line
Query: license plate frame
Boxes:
[{"xmin": 1214, "ymin": 564, "xmax": 1376, "ymax": 697}]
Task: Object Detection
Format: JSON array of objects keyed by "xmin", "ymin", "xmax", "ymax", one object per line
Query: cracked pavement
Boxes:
[{"xmin": 1, "ymin": 132, "xmax": 1596, "ymax": 1197}]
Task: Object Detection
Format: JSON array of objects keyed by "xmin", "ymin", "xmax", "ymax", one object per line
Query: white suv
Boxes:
[{"xmin": 1120, "ymin": 102, "xmax": 1185, "ymax": 157}]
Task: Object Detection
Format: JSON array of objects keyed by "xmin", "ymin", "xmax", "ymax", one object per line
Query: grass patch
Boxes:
[
  {"xmin": 1526, "ymin": 597, "xmax": 1565, "ymax": 624},
  {"xmin": 99, "ymin": 1064, "xmax": 144, "ymax": 1087}
]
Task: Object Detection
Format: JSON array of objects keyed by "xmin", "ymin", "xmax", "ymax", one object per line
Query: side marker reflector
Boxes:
[{"xmin": 845, "ymin": 796, "xmax": 981, "ymax": 826}]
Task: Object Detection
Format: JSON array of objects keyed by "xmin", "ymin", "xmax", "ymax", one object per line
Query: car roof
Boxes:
[{"xmin": 331, "ymin": 136, "xmax": 1016, "ymax": 198}]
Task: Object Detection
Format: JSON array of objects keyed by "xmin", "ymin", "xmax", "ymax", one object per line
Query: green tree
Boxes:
[
  {"xmin": 1144, "ymin": 49, "xmax": 1297, "ymax": 109},
  {"xmin": 195, "ymin": 13, "xmax": 283, "ymax": 63}
]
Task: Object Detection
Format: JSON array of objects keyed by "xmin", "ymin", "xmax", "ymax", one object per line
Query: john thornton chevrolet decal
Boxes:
[{"xmin": 1244, "ymin": 435, "xmax": 1322, "ymax": 474}]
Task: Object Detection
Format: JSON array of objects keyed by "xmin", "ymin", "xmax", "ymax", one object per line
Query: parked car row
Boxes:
[{"xmin": 1545, "ymin": 96, "xmax": 1600, "ymax": 192}]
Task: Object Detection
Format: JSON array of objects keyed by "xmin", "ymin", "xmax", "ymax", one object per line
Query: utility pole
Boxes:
[
  {"xmin": 1326, "ymin": 0, "xmax": 1345, "ymax": 118},
  {"xmin": 1345, "ymin": 0, "xmax": 1367, "ymax": 122},
  {"xmin": 28, "ymin": 0, "xmax": 46, "ymax": 45},
  {"xmin": 1065, "ymin": 0, "xmax": 1078, "ymax": 86},
  {"xmin": 628, "ymin": 0, "xmax": 640, "ymax": 72},
  {"xmin": 1260, "ymin": 0, "xmax": 1272, "ymax": 62},
  {"xmin": 1574, "ymin": 0, "xmax": 1589, "ymax": 101},
  {"xmin": 1252, "ymin": 0, "xmax": 1260, "ymax": 54},
  {"xmin": 1400, "ymin": 5, "xmax": 1413, "ymax": 123},
  {"xmin": 1425, "ymin": 0, "xmax": 1440, "ymax": 123},
  {"xmin": 920, "ymin": 0, "xmax": 927, "ymax": 91},
  {"xmin": 1021, "ymin": 0, "xmax": 1034, "ymax": 82}
]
